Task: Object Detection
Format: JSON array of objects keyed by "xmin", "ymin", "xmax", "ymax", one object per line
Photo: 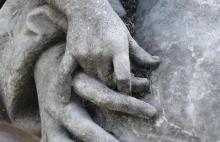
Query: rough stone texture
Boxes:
[
  {"xmin": 1, "ymin": 0, "xmax": 219, "ymax": 141},
  {"xmin": 0, "ymin": 0, "xmax": 64, "ymax": 134},
  {"xmin": 0, "ymin": 0, "xmax": 41, "ymax": 130},
  {"xmin": 0, "ymin": 0, "xmax": 160, "ymax": 141},
  {"xmin": 100, "ymin": 0, "xmax": 220, "ymax": 141}
]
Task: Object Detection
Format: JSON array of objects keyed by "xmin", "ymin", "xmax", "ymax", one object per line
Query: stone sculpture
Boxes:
[
  {"xmin": 99, "ymin": 0, "xmax": 220, "ymax": 141},
  {"xmin": 0, "ymin": 0, "xmax": 160, "ymax": 141},
  {"xmin": 1, "ymin": 0, "xmax": 219, "ymax": 142}
]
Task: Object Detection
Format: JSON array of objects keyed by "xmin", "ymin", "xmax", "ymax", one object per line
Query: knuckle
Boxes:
[
  {"xmin": 117, "ymin": 78, "xmax": 131, "ymax": 93},
  {"xmin": 117, "ymin": 77, "xmax": 130, "ymax": 84}
]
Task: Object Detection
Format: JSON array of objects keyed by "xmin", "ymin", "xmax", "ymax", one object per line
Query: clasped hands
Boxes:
[{"xmin": 27, "ymin": 1, "xmax": 160, "ymax": 141}]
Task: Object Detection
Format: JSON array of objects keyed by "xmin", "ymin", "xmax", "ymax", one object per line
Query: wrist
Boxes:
[
  {"xmin": 47, "ymin": 0, "xmax": 111, "ymax": 17},
  {"xmin": 67, "ymin": 2, "xmax": 115, "ymax": 24}
]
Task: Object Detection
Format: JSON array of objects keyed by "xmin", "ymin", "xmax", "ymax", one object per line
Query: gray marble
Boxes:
[
  {"xmin": 0, "ymin": 0, "xmax": 219, "ymax": 141},
  {"xmin": 102, "ymin": 0, "xmax": 220, "ymax": 141}
]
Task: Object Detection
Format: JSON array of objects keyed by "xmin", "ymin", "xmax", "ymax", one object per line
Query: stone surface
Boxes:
[
  {"xmin": 1, "ymin": 0, "xmax": 219, "ymax": 141},
  {"xmin": 109, "ymin": 0, "xmax": 126, "ymax": 17},
  {"xmin": 0, "ymin": 122, "xmax": 40, "ymax": 142},
  {"xmin": 0, "ymin": 0, "xmax": 159, "ymax": 141},
  {"xmin": 100, "ymin": 0, "xmax": 220, "ymax": 141}
]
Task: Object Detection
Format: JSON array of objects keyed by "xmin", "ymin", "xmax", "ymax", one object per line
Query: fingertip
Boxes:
[
  {"xmin": 113, "ymin": 53, "xmax": 132, "ymax": 94},
  {"xmin": 150, "ymin": 56, "xmax": 161, "ymax": 67},
  {"xmin": 151, "ymin": 107, "xmax": 158, "ymax": 117},
  {"xmin": 117, "ymin": 78, "xmax": 132, "ymax": 94},
  {"xmin": 152, "ymin": 56, "xmax": 161, "ymax": 63},
  {"xmin": 132, "ymin": 77, "xmax": 149, "ymax": 94},
  {"xmin": 146, "ymin": 106, "xmax": 157, "ymax": 118}
]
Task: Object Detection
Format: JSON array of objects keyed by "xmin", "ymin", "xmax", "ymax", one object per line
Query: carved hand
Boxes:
[
  {"xmin": 35, "ymin": 43, "xmax": 158, "ymax": 142},
  {"xmin": 2, "ymin": 2, "xmax": 160, "ymax": 141},
  {"xmin": 49, "ymin": 0, "xmax": 160, "ymax": 101}
]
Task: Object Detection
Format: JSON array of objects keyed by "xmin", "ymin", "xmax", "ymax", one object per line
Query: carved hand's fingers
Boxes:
[
  {"xmin": 54, "ymin": 50, "xmax": 78, "ymax": 103},
  {"xmin": 36, "ymin": 44, "xmax": 117, "ymax": 142},
  {"xmin": 113, "ymin": 53, "xmax": 131, "ymax": 94},
  {"xmin": 58, "ymin": 103, "xmax": 119, "ymax": 142},
  {"xmin": 47, "ymin": 135, "xmax": 74, "ymax": 142},
  {"xmin": 129, "ymin": 37, "xmax": 160, "ymax": 68},
  {"xmin": 96, "ymin": 60, "xmax": 113, "ymax": 86},
  {"xmin": 132, "ymin": 76, "xmax": 149, "ymax": 94},
  {"xmin": 72, "ymin": 73, "xmax": 157, "ymax": 118},
  {"xmin": 44, "ymin": 99, "xmax": 119, "ymax": 142},
  {"xmin": 44, "ymin": 122, "xmax": 75, "ymax": 142},
  {"xmin": 59, "ymin": 50, "xmax": 78, "ymax": 75}
]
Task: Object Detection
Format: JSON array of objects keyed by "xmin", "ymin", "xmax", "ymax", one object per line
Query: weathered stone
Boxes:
[
  {"xmin": 0, "ymin": 0, "xmax": 159, "ymax": 141},
  {"xmin": 2, "ymin": 0, "xmax": 219, "ymax": 141},
  {"xmin": 109, "ymin": 0, "xmax": 126, "ymax": 17},
  {"xmin": 101, "ymin": 0, "xmax": 220, "ymax": 141}
]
